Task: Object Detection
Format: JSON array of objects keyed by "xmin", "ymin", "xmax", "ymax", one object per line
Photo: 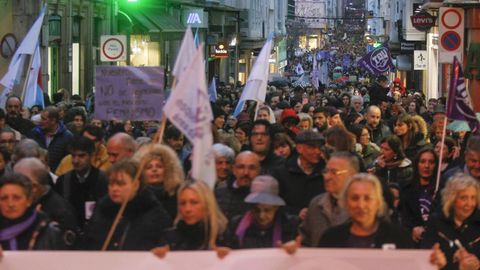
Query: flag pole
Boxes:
[
  {"xmin": 101, "ymin": 157, "xmax": 149, "ymax": 250},
  {"xmin": 433, "ymin": 116, "xmax": 448, "ymax": 200}
]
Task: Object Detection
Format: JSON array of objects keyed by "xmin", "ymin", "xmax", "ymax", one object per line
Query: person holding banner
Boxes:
[
  {"xmin": 319, "ymin": 173, "xmax": 413, "ymax": 249},
  {"xmin": 421, "ymin": 173, "xmax": 480, "ymax": 270},
  {"xmin": 0, "ymin": 174, "xmax": 65, "ymax": 250},
  {"xmin": 152, "ymin": 180, "xmax": 229, "ymax": 258},
  {"xmin": 83, "ymin": 159, "xmax": 172, "ymax": 250}
]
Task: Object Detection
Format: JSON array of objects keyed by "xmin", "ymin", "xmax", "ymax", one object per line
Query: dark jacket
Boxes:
[
  {"xmin": 421, "ymin": 210, "xmax": 480, "ymax": 270},
  {"xmin": 260, "ymin": 151, "xmax": 285, "ymax": 175},
  {"xmin": 272, "ymin": 153, "xmax": 325, "ymax": 215},
  {"xmin": 6, "ymin": 115, "xmax": 35, "ymax": 138},
  {"xmin": 53, "ymin": 167, "xmax": 108, "ymax": 228},
  {"xmin": 37, "ymin": 187, "xmax": 79, "ymax": 247},
  {"xmin": 160, "ymin": 221, "xmax": 223, "ymax": 251},
  {"xmin": 0, "ymin": 209, "xmax": 65, "ymax": 250},
  {"xmin": 31, "ymin": 122, "xmax": 74, "ymax": 171},
  {"xmin": 215, "ymin": 176, "xmax": 250, "ymax": 221},
  {"xmin": 147, "ymin": 184, "xmax": 178, "ymax": 220},
  {"xmin": 400, "ymin": 180, "xmax": 439, "ymax": 231},
  {"xmin": 83, "ymin": 188, "xmax": 172, "ymax": 250},
  {"xmin": 368, "ymin": 82, "xmax": 389, "ymax": 106},
  {"xmin": 319, "ymin": 220, "xmax": 414, "ymax": 249},
  {"xmin": 404, "ymin": 133, "xmax": 428, "ymax": 161},
  {"xmin": 225, "ymin": 209, "xmax": 299, "ymax": 249},
  {"xmin": 367, "ymin": 122, "xmax": 391, "ymax": 146},
  {"xmin": 375, "ymin": 158, "xmax": 413, "ymax": 188}
]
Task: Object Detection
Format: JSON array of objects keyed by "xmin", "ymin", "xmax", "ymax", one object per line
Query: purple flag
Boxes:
[
  {"xmin": 358, "ymin": 43, "xmax": 394, "ymax": 75},
  {"xmin": 446, "ymin": 56, "xmax": 479, "ymax": 132}
]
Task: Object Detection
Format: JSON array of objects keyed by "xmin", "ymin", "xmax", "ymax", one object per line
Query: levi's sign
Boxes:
[{"xmin": 411, "ymin": 11, "xmax": 436, "ymax": 31}]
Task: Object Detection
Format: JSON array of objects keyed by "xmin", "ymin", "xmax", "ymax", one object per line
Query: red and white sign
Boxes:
[
  {"xmin": 439, "ymin": 7, "xmax": 464, "ymax": 64},
  {"xmin": 100, "ymin": 35, "xmax": 127, "ymax": 62}
]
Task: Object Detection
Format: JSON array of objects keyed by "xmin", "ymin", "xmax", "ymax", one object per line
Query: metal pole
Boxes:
[{"xmin": 234, "ymin": 13, "xmax": 239, "ymax": 87}]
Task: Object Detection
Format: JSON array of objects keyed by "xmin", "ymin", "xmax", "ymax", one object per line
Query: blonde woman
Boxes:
[
  {"xmin": 421, "ymin": 173, "xmax": 480, "ymax": 270},
  {"xmin": 319, "ymin": 173, "xmax": 413, "ymax": 249},
  {"xmin": 297, "ymin": 112, "xmax": 313, "ymax": 131},
  {"xmin": 152, "ymin": 180, "xmax": 229, "ymax": 257},
  {"xmin": 140, "ymin": 144, "xmax": 185, "ymax": 219}
]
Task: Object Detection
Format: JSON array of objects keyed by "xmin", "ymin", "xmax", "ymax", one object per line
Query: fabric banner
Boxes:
[
  {"xmin": 94, "ymin": 66, "xmax": 164, "ymax": 121},
  {"xmin": 2, "ymin": 249, "xmax": 435, "ymax": 270},
  {"xmin": 358, "ymin": 44, "xmax": 395, "ymax": 75}
]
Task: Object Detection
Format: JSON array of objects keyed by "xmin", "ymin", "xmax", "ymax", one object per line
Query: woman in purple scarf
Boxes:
[
  {"xmin": 225, "ymin": 175, "xmax": 300, "ymax": 253},
  {"xmin": 0, "ymin": 174, "xmax": 64, "ymax": 250}
]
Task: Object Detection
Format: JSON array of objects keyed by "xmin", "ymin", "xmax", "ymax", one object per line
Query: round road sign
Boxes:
[
  {"xmin": 441, "ymin": 31, "xmax": 461, "ymax": 51},
  {"xmin": 441, "ymin": 9, "xmax": 462, "ymax": 29},
  {"xmin": 102, "ymin": 37, "xmax": 125, "ymax": 61}
]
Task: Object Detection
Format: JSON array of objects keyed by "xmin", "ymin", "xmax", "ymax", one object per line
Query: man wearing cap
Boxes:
[
  {"xmin": 363, "ymin": 105, "xmax": 391, "ymax": 145},
  {"xmin": 225, "ymin": 175, "xmax": 299, "ymax": 249},
  {"xmin": 300, "ymin": 152, "xmax": 359, "ymax": 247},
  {"xmin": 249, "ymin": 120, "xmax": 285, "ymax": 175},
  {"xmin": 215, "ymin": 151, "xmax": 261, "ymax": 221},
  {"xmin": 272, "ymin": 130, "xmax": 326, "ymax": 217}
]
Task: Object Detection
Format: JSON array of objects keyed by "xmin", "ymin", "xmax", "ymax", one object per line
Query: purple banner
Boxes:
[
  {"xmin": 447, "ymin": 57, "xmax": 479, "ymax": 132},
  {"xmin": 95, "ymin": 66, "xmax": 164, "ymax": 121},
  {"xmin": 358, "ymin": 44, "xmax": 394, "ymax": 75}
]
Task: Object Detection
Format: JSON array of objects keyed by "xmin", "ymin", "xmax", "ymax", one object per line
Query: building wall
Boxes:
[{"xmin": 0, "ymin": 0, "xmax": 14, "ymax": 81}]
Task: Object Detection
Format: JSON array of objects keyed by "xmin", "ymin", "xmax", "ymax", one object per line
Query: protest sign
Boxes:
[
  {"xmin": 2, "ymin": 248, "xmax": 435, "ymax": 270},
  {"xmin": 95, "ymin": 66, "xmax": 164, "ymax": 121}
]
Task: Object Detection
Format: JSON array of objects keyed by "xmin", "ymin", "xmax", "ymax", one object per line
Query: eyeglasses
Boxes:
[
  {"xmin": 322, "ymin": 168, "xmax": 349, "ymax": 176},
  {"xmin": 251, "ymin": 132, "xmax": 269, "ymax": 137}
]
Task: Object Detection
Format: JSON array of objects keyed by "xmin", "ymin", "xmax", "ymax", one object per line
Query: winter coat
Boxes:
[
  {"xmin": 83, "ymin": 188, "xmax": 172, "ymax": 250},
  {"xmin": 319, "ymin": 220, "xmax": 413, "ymax": 249},
  {"xmin": 0, "ymin": 209, "xmax": 65, "ymax": 250},
  {"xmin": 421, "ymin": 210, "xmax": 480, "ymax": 270},
  {"xmin": 404, "ymin": 133, "xmax": 428, "ymax": 161},
  {"xmin": 272, "ymin": 153, "xmax": 325, "ymax": 215},
  {"xmin": 147, "ymin": 183, "xmax": 178, "ymax": 220},
  {"xmin": 375, "ymin": 158, "xmax": 413, "ymax": 188},
  {"xmin": 300, "ymin": 192, "xmax": 349, "ymax": 247},
  {"xmin": 225, "ymin": 209, "xmax": 299, "ymax": 249},
  {"xmin": 215, "ymin": 176, "xmax": 250, "ymax": 221},
  {"xmin": 400, "ymin": 180, "xmax": 439, "ymax": 231},
  {"xmin": 53, "ymin": 167, "xmax": 108, "ymax": 228},
  {"xmin": 159, "ymin": 221, "xmax": 224, "ymax": 251},
  {"xmin": 30, "ymin": 122, "xmax": 74, "ymax": 171}
]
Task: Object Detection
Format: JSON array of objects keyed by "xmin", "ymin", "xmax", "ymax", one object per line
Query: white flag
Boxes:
[
  {"xmin": 164, "ymin": 44, "xmax": 216, "ymax": 189},
  {"xmin": 311, "ymin": 54, "xmax": 319, "ymax": 90},
  {"xmin": 0, "ymin": 5, "xmax": 46, "ymax": 107},
  {"xmin": 171, "ymin": 26, "xmax": 196, "ymax": 80},
  {"xmin": 24, "ymin": 43, "xmax": 44, "ymax": 108},
  {"xmin": 233, "ymin": 34, "xmax": 273, "ymax": 116}
]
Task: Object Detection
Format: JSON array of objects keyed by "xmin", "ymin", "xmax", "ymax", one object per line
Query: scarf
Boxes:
[
  {"xmin": 235, "ymin": 210, "xmax": 282, "ymax": 248},
  {"xmin": 0, "ymin": 210, "xmax": 37, "ymax": 250}
]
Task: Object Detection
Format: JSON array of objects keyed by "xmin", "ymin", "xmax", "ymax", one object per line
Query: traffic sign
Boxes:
[
  {"xmin": 441, "ymin": 31, "xmax": 461, "ymax": 51},
  {"xmin": 100, "ymin": 35, "xmax": 127, "ymax": 62},
  {"xmin": 438, "ymin": 7, "xmax": 464, "ymax": 64}
]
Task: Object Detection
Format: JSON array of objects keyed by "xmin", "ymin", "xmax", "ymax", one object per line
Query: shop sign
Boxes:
[
  {"xmin": 414, "ymin": 50, "xmax": 428, "ymax": 70},
  {"xmin": 214, "ymin": 42, "xmax": 228, "ymax": 58},
  {"xmin": 411, "ymin": 11, "xmax": 436, "ymax": 31},
  {"xmin": 183, "ymin": 9, "xmax": 207, "ymax": 28},
  {"xmin": 401, "ymin": 42, "xmax": 415, "ymax": 52}
]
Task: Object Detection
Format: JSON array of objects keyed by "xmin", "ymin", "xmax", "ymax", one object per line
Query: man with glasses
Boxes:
[
  {"xmin": 0, "ymin": 128, "xmax": 17, "ymax": 155},
  {"xmin": 273, "ymin": 130, "xmax": 326, "ymax": 217},
  {"xmin": 249, "ymin": 119, "xmax": 284, "ymax": 174},
  {"xmin": 299, "ymin": 152, "xmax": 359, "ymax": 246}
]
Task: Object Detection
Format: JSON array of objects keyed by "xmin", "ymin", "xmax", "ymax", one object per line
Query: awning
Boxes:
[
  {"xmin": 129, "ymin": 10, "xmax": 185, "ymax": 33},
  {"xmin": 395, "ymin": 55, "xmax": 412, "ymax": 71}
]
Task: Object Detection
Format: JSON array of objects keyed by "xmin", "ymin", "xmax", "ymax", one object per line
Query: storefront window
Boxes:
[{"xmin": 129, "ymin": 35, "xmax": 160, "ymax": 67}]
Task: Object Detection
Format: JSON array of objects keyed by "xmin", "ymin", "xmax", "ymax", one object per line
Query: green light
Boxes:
[
  {"xmin": 373, "ymin": 42, "xmax": 381, "ymax": 48},
  {"xmin": 127, "ymin": 0, "xmax": 138, "ymax": 2}
]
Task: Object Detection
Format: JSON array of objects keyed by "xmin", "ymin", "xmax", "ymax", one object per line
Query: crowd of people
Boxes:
[{"xmin": 0, "ymin": 71, "xmax": 478, "ymax": 270}]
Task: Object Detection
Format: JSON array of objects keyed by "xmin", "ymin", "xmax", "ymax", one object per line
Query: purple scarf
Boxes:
[
  {"xmin": 0, "ymin": 210, "xmax": 37, "ymax": 250},
  {"xmin": 235, "ymin": 210, "xmax": 282, "ymax": 248}
]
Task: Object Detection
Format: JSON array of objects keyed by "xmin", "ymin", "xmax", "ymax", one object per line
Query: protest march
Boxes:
[{"xmin": 0, "ymin": 2, "xmax": 480, "ymax": 270}]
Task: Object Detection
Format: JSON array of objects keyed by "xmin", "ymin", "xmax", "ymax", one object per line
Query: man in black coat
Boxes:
[
  {"xmin": 248, "ymin": 119, "xmax": 284, "ymax": 175},
  {"xmin": 13, "ymin": 157, "xmax": 78, "ymax": 248},
  {"xmin": 54, "ymin": 137, "xmax": 108, "ymax": 229},
  {"xmin": 5, "ymin": 95, "xmax": 35, "ymax": 137},
  {"xmin": 273, "ymin": 130, "xmax": 326, "ymax": 217},
  {"xmin": 215, "ymin": 151, "xmax": 261, "ymax": 221},
  {"xmin": 368, "ymin": 75, "xmax": 390, "ymax": 106}
]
